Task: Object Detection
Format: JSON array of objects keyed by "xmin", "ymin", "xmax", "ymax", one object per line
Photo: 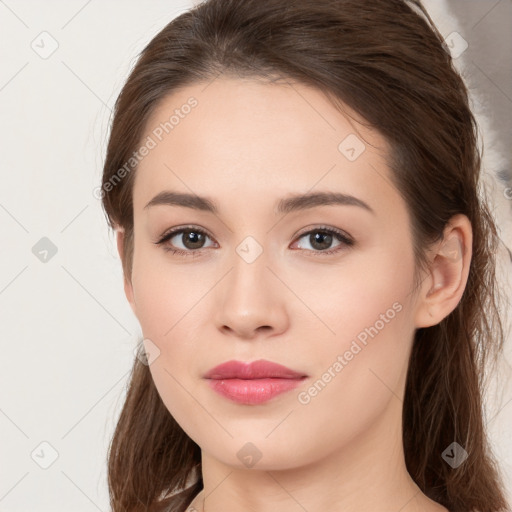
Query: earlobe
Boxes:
[
  {"xmin": 115, "ymin": 228, "xmax": 137, "ymax": 315},
  {"xmin": 414, "ymin": 214, "xmax": 472, "ymax": 328}
]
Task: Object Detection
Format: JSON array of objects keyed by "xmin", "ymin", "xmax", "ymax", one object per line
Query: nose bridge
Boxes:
[
  {"xmin": 214, "ymin": 234, "xmax": 287, "ymax": 337},
  {"xmin": 226, "ymin": 234, "xmax": 272, "ymax": 306}
]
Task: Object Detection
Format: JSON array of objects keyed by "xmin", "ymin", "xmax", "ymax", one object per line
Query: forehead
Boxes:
[{"xmin": 132, "ymin": 76, "xmax": 396, "ymax": 217}]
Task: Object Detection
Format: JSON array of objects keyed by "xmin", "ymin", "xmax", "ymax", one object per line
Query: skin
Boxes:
[{"xmin": 116, "ymin": 75, "xmax": 472, "ymax": 512}]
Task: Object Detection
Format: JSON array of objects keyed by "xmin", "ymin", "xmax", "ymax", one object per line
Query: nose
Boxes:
[{"xmin": 214, "ymin": 247, "xmax": 289, "ymax": 340}]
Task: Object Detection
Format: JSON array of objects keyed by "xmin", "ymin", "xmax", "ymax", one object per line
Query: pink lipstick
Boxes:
[{"xmin": 203, "ymin": 359, "xmax": 308, "ymax": 405}]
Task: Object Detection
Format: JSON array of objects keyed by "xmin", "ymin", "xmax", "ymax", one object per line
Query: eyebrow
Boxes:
[{"xmin": 144, "ymin": 190, "xmax": 375, "ymax": 215}]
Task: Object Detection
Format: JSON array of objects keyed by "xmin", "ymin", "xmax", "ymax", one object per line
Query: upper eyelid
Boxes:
[
  {"xmin": 156, "ymin": 225, "xmax": 353, "ymax": 247},
  {"xmin": 157, "ymin": 225, "xmax": 214, "ymax": 243}
]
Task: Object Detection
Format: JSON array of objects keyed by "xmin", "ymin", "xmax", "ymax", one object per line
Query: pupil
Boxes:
[
  {"xmin": 184, "ymin": 230, "xmax": 204, "ymax": 249},
  {"xmin": 311, "ymin": 232, "xmax": 332, "ymax": 250}
]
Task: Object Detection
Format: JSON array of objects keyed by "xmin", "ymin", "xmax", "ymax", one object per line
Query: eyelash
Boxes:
[{"xmin": 155, "ymin": 224, "xmax": 354, "ymax": 258}]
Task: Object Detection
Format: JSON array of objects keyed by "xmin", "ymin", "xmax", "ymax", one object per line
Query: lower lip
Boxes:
[{"xmin": 206, "ymin": 377, "xmax": 306, "ymax": 405}]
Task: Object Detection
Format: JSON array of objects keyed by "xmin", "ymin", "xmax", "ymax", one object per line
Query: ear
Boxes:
[
  {"xmin": 115, "ymin": 228, "xmax": 136, "ymax": 315},
  {"xmin": 414, "ymin": 214, "xmax": 473, "ymax": 328}
]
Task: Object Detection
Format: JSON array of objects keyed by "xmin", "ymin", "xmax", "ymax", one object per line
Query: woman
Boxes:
[{"xmin": 100, "ymin": 0, "xmax": 510, "ymax": 510}]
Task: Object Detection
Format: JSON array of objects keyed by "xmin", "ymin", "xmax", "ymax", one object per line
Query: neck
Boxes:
[{"xmin": 190, "ymin": 398, "xmax": 446, "ymax": 512}]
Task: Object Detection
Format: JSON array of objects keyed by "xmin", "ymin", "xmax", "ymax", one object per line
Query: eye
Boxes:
[
  {"xmin": 291, "ymin": 226, "xmax": 354, "ymax": 256},
  {"xmin": 154, "ymin": 226, "xmax": 216, "ymax": 256},
  {"xmin": 154, "ymin": 225, "xmax": 354, "ymax": 257}
]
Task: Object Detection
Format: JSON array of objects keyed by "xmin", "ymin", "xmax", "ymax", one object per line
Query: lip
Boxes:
[
  {"xmin": 204, "ymin": 359, "xmax": 307, "ymax": 379},
  {"xmin": 203, "ymin": 359, "xmax": 308, "ymax": 405}
]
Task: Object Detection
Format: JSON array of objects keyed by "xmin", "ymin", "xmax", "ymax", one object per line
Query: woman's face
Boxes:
[{"xmin": 124, "ymin": 76, "xmax": 427, "ymax": 470}]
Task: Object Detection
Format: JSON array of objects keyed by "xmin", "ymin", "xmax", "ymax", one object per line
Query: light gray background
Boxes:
[{"xmin": 0, "ymin": 1, "xmax": 511, "ymax": 510}]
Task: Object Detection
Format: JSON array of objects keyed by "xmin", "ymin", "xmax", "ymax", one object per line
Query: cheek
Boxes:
[
  {"xmin": 130, "ymin": 249, "xmax": 212, "ymax": 406},
  {"xmin": 130, "ymin": 254, "xmax": 209, "ymax": 437},
  {"xmin": 295, "ymin": 249, "xmax": 415, "ymax": 418},
  {"xmin": 130, "ymin": 247, "xmax": 207, "ymax": 340},
  {"xmin": 290, "ymin": 245, "xmax": 414, "ymax": 354},
  {"xmin": 292, "ymin": 291, "xmax": 413, "ymax": 458}
]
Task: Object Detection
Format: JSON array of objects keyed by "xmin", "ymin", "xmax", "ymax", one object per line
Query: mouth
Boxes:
[{"xmin": 203, "ymin": 359, "xmax": 308, "ymax": 405}]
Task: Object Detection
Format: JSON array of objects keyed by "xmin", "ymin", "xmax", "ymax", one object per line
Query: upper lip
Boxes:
[{"xmin": 203, "ymin": 359, "xmax": 307, "ymax": 380}]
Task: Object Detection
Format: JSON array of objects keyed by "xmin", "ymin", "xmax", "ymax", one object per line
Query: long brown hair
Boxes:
[{"xmin": 101, "ymin": 1, "xmax": 510, "ymax": 510}]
